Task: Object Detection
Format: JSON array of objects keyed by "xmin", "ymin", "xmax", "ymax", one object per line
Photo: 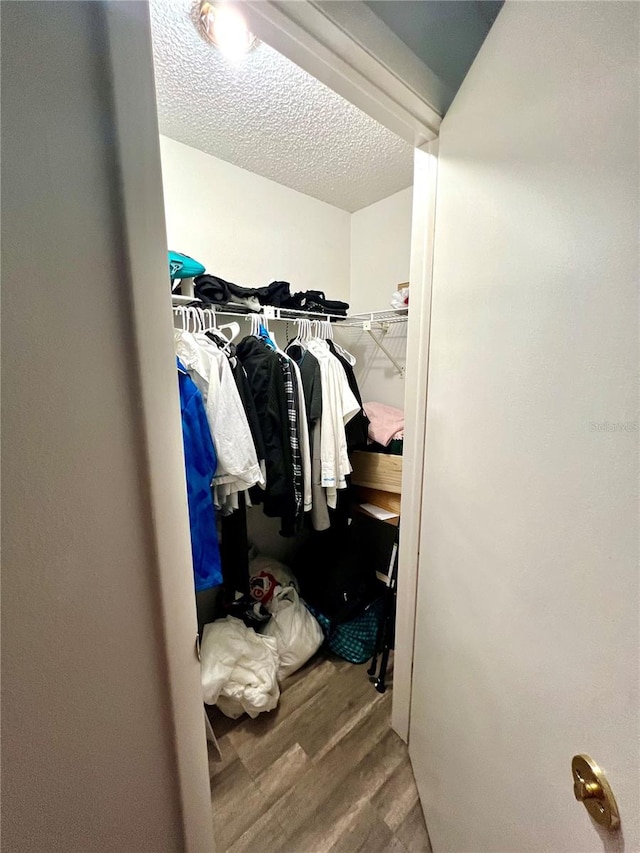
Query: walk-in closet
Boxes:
[
  {"xmin": 149, "ymin": 1, "xmax": 426, "ymax": 849},
  {"xmin": 5, "ymin": 1, "xmax": 638, "ymax": 851}
]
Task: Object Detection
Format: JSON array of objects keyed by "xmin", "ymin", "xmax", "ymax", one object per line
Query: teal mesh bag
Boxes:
[
  {"xmin": 313, "ymin": 598, "xmax": 384, "ymax": 664},
  {"xmin": 168, "ymin": 251, "xmax": 205, "ymax": 281}
]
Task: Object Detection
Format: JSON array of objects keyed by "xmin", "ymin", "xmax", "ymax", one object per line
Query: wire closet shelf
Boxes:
[
  {"xmin": 171, "ymin": 294, "xmax": 408, "ymax": 376},
  {"xmin": 171, "ymin": 294, "xmax": 408, "ymax": 328}
]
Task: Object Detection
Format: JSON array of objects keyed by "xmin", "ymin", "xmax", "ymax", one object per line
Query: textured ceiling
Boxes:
[{"xmin": 149, "ymin": 0, "xmax": 414, "ymax": 212}]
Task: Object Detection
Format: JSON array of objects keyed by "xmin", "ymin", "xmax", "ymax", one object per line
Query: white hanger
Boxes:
[
  {"xmin": 332, "ymin": 338, "xmax": 356, "ymax": 366},
  {"xmin": 264, "ymin": 313, "xmax": 279, "ymax": 350},
  {"xmin": 217, "ymin": 321, "xmax": 240, "ymax": 342},
  {"xmin": 249, "ymin": 313, "xmax": 260, "ymax": 337},
  {"xmin": 291, "ymin": 318, "xmax": 311, "ymax": 349}
]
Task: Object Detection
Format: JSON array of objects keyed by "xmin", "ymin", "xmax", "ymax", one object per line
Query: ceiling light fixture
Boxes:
[{"xmin": 192, "ymin": 1, "xmax": 258, "ymax": 62}]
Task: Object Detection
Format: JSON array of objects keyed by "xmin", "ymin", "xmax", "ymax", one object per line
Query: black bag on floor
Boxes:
[{"xmin": 294, "ymin": 512, "xmax": 394, "ymax": 624}]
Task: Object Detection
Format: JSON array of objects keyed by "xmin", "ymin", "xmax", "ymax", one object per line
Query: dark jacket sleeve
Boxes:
[
  {"xmin": 262, "ymin": 358, "xmax": 296, "ymax": 534},
  {"xmin": 237, "ymin": 338, "xmax": 296, "ymax": 534}
]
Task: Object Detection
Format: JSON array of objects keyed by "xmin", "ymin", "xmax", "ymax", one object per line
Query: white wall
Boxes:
[
  {"xmin": 342, "ymin": 187, "xmax": 412, "ymax": 409},
  {"xmin": 350, "ymin": 186, "xmax": 413, "ymax": 312},
  {"xmin": 160, "ymin": 136, "xmax": 412, "ymax": 411},
  {"xmin": 2, "ymin": 3, "xmax": 212, "ymax": 850},
  {"xmin": 410, "ymin": 2, "xmax": 639, "ymax": 852},
  {"xmin": 159, "ymin": 135, "xmax": 351, "ymax": 301}
]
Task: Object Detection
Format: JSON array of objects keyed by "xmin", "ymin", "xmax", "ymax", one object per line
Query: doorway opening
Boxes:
[{"xmin": 147, "ymin": 0, "xmax": 429, "ymax": 849}]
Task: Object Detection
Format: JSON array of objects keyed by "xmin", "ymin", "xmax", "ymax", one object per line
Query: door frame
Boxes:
[{"xmin": 106, "ymin": 2, "xmax": 440, "ymax": 847}]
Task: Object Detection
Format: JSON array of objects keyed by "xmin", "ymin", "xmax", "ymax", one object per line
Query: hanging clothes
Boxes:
[
  {"xmin": 286, "ymin": 345, "xmax": 322, "ymax": 431},
  {"xmin": 236, "ymin": 336, "xmax": 296, "ymax": 535},
  {"xmin": 177, "ymin": 358, "xmax": 222, "ymax": 591},
  {"xmin": 277, "ymin": 353, "xmax": 303, "ymax": 520},
  {"xmin": 286, "ymin": 344, "xmax": 327, "ymax": 530},
  {"xmin": 288, "ymin": 358, "xmax": 312, "ymax": 514},
  {"xmin": 175, "ymin": 330, "xmax": 264, "ymax": 513},
  {"xmin": 306, "ymin": 338, "xmax": 360, "ymax": 509},
  {"xmin": 327, "ymin": 340, "xmax": 370, "ymax": 450},
  {"xmin": 219, "ymin": 492, "xmax": 250, "ymax": 598},
  {"xmin": 223, "ymin": 340, "xmax": 267, "ymax": 479}
]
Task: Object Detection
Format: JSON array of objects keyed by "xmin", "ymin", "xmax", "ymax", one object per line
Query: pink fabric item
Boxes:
[{"xmin": 364, "ymin": 402, "xmax": 405, "ymax": 447}]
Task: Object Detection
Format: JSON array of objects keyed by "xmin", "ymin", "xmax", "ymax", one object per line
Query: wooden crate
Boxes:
[
  {"xmin": 350, "ymin": 451, "xmax": 403, "ymax": 494},
  {"xmin": 354, "ymin": 486, "xmax": 401, "ymax": 517}
]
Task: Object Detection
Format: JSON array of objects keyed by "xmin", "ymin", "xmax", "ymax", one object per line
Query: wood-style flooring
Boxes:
[{"xmin": 206, "ymin": 652, "xmax": 432, "ymax": 853}]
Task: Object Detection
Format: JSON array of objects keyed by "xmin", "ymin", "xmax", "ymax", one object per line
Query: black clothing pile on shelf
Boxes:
[{"xmin": 193, "ymin": 274, "xmax": 350, "ymax": 316}]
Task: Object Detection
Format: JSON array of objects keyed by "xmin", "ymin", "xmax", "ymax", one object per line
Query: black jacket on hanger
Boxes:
[
  {"xmin": 236, "ymin": 336, "xmax": 296, "ymax": 535},
  {"xmin": 327, "ymin": 341, "xmax": 370, "ymax": 449}
]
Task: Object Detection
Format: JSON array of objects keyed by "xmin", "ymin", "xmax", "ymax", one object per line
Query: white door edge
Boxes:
[{"xmin": 392, "ymin": 141, "xmax": 439, "ymax": 742}]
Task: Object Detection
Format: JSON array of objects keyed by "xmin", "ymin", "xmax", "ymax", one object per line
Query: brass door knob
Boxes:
[{"xmin": 572, "ymin": 754, "xmax": 620, "ymax": 831}]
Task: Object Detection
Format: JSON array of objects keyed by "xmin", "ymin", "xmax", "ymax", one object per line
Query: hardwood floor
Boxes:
[{"xmin": 207, "ymin": 653, "xmax": 432, "ymax": 853}]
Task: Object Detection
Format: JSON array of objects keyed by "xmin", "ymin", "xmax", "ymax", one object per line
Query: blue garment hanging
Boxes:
[
  {"xmin": 258, "ymin": 321, "xmax": 276, "ymax": 350},
  {"xmin": 177, "ymin": 358, "xmax": 222, "ymax": 591}
]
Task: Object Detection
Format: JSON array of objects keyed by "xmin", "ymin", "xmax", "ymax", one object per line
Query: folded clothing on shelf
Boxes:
[
  {"xmin": 194, "ymin": 274, "xmax": 268, "ymax": 310},
  {"xmin": 284, "ymin": 290, "xmax": 349, "ymax": 316},
  {"xmin": 194, "ymin": 274, "xmax": 349, "ymax": 316},
  {"xmin": 364, "ymin": 401, "xmax": 405, "ymax": 447}
]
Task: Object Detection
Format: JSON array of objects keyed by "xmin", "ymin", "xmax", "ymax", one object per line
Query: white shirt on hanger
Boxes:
[
  {"xmin": 307, "ymin": 339, "xmax": 359, "ymax": 508},
  {"xmin": 174, "ymin": 331, "xmax": 264, "ymax": 512}
]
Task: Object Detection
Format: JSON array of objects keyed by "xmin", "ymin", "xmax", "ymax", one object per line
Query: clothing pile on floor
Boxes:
[{"xmin": 200, "ymin": 556, "xmax": 323, "ymax": 718}]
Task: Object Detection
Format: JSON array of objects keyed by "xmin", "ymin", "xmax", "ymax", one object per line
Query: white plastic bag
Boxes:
[
  {"xmin": 249, "ymin": 551, "xmax": 299, "ymax": 591},
  {"xmin": 391, "ymin": 288, "xmax": 409, "ymax": 309},
  {"xmin": 200, "ymin": 616, "xmax": 280, "ymax": 719},
  {"xmin": 263, "ymin": 586, "xmax": 324, "ymax": 681}
]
